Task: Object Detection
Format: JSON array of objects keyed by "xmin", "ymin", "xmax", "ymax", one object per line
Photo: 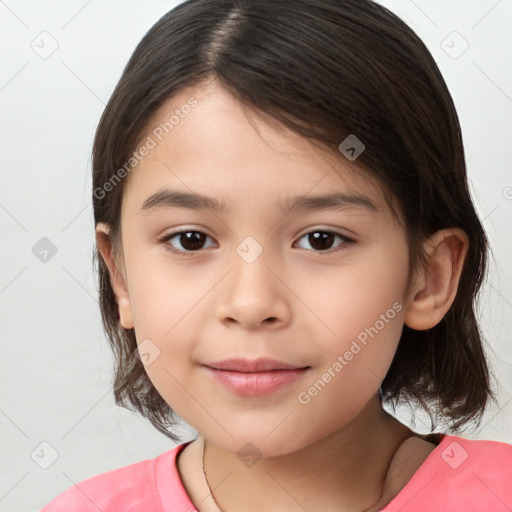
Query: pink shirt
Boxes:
[{"xmin": 40, "ymin": 434, "xmax": 512, "ymax": 511}]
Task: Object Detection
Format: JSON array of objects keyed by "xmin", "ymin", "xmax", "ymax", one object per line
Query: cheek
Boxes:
[
  {"xmin": 123, "ymin": 255, "xmax": 217, "ymax": 397},
  {"xmin": 291, "ymin": 251, "xmax": 407, "ymax": 408},
  {"xmin": 297, "ymin": 249, "xmax": 407, "ymax": 348},
  {"xmin": 126, "ymin": 253, "xmax": 215, "ymax": 340}
]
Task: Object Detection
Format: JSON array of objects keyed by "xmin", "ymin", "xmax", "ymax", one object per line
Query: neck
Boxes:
[{"xmin": 202, "ymin": 395, "xmax": 412, "ymax": 512}]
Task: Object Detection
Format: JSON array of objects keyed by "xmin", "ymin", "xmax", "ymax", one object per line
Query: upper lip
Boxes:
[{"xmin": 204, "ymin": 358, "xmax": 308, "ymax": 372}]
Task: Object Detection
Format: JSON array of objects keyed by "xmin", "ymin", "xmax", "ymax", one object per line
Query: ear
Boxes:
[
  {"xmin": 95, "ymin": 223, "xmax": 134, "ymax": 330},
  {"xmin": 404, "ymin": 228, "xmax": 469, "ymax": 330}
]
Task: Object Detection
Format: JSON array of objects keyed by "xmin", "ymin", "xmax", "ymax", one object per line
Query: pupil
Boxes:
[
  {"xmin": 309, "ymin": 232, "xmax": 334, "ymax": 251},
  {"xmin": 182, "ymin": 232, "xmax": 205, "ymax": 250}
]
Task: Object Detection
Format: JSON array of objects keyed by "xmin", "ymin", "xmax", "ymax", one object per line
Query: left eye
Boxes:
[
  {"xmin": 293, "ymin": 230, "xmax": 352, "ymax": 253},
  {"xmin": 160, "ymin": 229, "xmax": 353, "ymax": 255}
]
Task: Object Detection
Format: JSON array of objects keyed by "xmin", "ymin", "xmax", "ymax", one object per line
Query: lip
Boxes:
[
  {"xmin": 203, "ymin": 358, "xmax": 310, "ymax": 396},
  {"xmin": 204, "ymin": 358, "xmax": 306, "ymax": 372}
]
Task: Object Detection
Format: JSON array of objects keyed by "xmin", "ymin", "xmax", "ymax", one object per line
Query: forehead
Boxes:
[{"xmin": 123, "ymin": 80, "xmax": 388, "ymax": 216}]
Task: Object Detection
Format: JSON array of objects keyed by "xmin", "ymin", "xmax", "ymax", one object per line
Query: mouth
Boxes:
[
  {"xmin": 203, "ymin": 358, "xmax": 310, "ymax": 396},
  {"xmin": 204, "ymin": 357, "xmax": 308, "ymax": 372}
]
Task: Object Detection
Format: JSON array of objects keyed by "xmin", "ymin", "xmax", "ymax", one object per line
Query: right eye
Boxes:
[{"xmin": 159, "ymin": 230, "xmax": 217, "ymax": 256}]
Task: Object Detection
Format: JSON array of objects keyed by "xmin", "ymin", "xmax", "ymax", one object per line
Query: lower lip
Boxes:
[{"xmin": 204, "ymin": 366, "xmax": 309, "ymax": 396}]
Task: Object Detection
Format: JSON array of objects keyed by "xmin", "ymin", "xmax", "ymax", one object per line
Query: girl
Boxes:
[{"xmin": 41, "ymin": 0, "xmax": 512, "ymax": 510}]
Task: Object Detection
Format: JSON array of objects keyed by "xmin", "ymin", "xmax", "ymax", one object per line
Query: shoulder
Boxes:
[
  {"xmin": 446, "ymin": 433, "xmax": 512, "ymax": 461},
  {"xmin": 39, "ymin": 443, "xmax": 189, "ymax": 512},
  {"xmin": 381, "ymin": 434, "xmax": 512, "ymax": 512},
  {"xmin": 439, "ymin": 434, "xmax": 512, "ymax": 480}
]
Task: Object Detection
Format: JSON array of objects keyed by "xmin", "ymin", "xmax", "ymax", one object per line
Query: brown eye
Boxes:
[
  {"xmin": 161, "ymin": 230, "xmax": 216, "ymax": 255},
  {"xmin": 294, "ymin": 230, "xmax": 353, "ymax": 253}
]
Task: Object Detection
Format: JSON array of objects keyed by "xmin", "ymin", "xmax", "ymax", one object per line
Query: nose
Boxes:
[{"xmin": 215, "ymin": 248, "xmax": 291, "ymax": 331}]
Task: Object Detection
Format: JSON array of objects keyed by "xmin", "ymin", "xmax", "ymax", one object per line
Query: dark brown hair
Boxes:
[{"xmin": 92, "ymin": 0, "xmax": 494, "ymax": 440}]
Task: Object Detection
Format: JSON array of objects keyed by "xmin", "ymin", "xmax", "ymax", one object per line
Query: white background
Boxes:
[{"xmin": 0, "ymin": 1, "xmax": 511, "ymax": 511}]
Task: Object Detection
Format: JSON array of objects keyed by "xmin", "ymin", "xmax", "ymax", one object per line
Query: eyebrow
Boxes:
[{"xmin": 140, "ymin": 188, "xmax": 379, "ymax": 215}]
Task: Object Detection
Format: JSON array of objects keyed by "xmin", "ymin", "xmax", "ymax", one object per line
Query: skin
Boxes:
[{"xmin": 96, "ymin": 78, "xmax": 469, "ymax": 511}]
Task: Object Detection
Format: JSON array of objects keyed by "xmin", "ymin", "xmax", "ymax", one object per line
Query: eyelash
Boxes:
[{"xmin": 158, "ymin": 229, "xmax": 354, "ymax": 257}]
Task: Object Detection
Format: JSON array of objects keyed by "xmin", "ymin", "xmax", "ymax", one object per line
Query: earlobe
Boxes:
[
  {"xmin": 404, "ymin": 228, "xmax": 469, "ymax": 331},
  {"xmin": 95, "ymin": 223, "xmax": 134, "ymax": 330}
]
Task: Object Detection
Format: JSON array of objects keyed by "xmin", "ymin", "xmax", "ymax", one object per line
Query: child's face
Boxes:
[{"xmin": 112, "ymin": 79, "xmax": 414, "ymax": 456}]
